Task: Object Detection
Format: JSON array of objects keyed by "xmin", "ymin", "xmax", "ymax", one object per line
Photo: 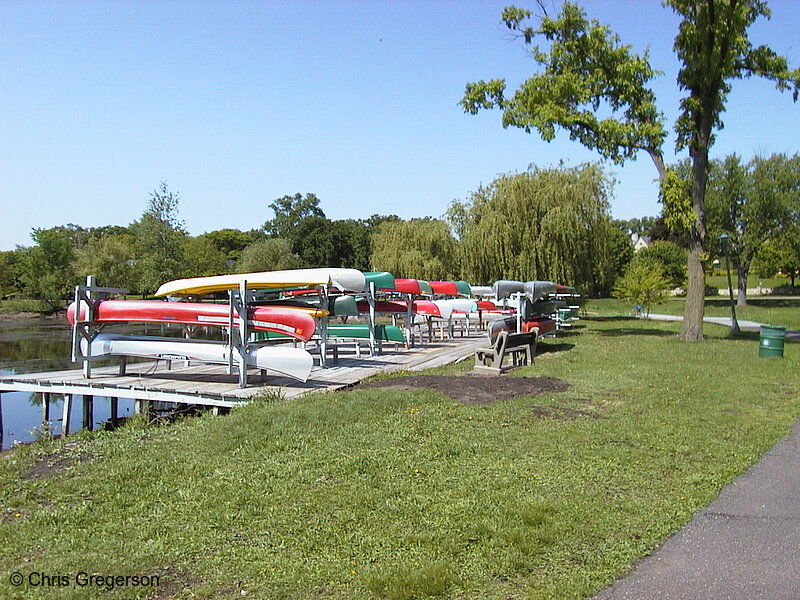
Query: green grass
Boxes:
[
  {"xmin": 705, "ymin": 272, "xmax": 789, "ymax": 291},
  {"xmin": 588, "ymin": 296, "xmax": 800, "ymax": 330},
  {"xmin": 0, "ymin": 298, "xmax": 51, "ymax": 314},
  {"xmin": 1, "ymin": 316, "xmax": 799, "ymax": 599}
]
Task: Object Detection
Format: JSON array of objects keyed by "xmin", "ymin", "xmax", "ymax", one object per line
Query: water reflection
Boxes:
[{"xmin": 0, "ymin": 317, "xmax": 136, "ymax": 449}]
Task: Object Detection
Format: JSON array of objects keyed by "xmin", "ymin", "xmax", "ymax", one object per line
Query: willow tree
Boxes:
[
  {"xmin": 370, "ymin": 218, "xmax": 458, "ymax": 281},
  {"xmin": 462, "ymin": 1, "xmax": 799, "ymax": 340},
  {"xmin": 450, "ymin": 163, "xmax": 615, "ymax": 296}
]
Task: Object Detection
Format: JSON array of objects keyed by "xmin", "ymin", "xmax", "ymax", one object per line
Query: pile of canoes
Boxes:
[{"xmin": 67, "ymin": 268, "xmax": 581, "ymax": 384}]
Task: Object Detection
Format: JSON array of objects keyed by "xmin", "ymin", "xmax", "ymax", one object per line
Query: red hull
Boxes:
[
  {"xmin": 428, "ymin": 281, "xmax": 459, "ymax": 295},
  {"xmin": 355, "ymin": 299, "xmax": 442, "ymax": 317},
  {"xmin": 67, "ymin": 300, "xmax": 316, "ymax": 342}
]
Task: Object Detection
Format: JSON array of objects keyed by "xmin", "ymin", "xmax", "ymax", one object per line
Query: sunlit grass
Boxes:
[{"xmin": 1, "ymin": 314, "xmax": 798, "ymax": 599}]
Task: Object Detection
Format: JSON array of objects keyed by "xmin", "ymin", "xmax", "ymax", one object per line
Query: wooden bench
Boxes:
[{"xmin": 473, "ymin": 329, "xmax": 538, "ymax": 375}]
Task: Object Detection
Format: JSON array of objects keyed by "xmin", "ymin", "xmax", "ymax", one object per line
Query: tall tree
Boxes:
[
  {"xmin": 129, "ymin": 182, "xmax": 187, "ymax": 294},
  {"xmin": 16, "ymin": 228, "xmax": 79, "ymax": 311},
  {"xmin": 264, "ymin": 193, "xmax": 325, "ymax": 238},
  {"xmin": 371, "ymin": 218, "xmax": 458, "ymax": 281},
  {"xmin": 706, "ymin": 153, "xmax": 799, "ymax": 305},
  {"xmin": 462, "ymin": 1, "xmax": 799, "ymax": 340},
  {"xmin": 449, "ymin": 164, "xmax": 615, "ymax": 295},
  {"xmin": 75, "ymin": 233, "xmax": 138, "ymax": 291}
]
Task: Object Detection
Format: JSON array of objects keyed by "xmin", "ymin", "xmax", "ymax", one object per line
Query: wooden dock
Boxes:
[{"xmin": 0, "ymin": 334, "xmax": 489, "ymax": 423}]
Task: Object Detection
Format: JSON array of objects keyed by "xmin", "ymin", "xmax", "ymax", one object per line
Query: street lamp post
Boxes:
[{"xmin": 718, "ymin": 234, "xmax": 741, "ymax": 334}]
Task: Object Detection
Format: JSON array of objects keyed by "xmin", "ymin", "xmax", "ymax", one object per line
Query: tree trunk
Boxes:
[
  {"xmin": 680, "ymin": 137, "xmax": 709, "ymax": 341},
  {"xmin": 736, "ymin": 258, "xmax": 749, "ymax": 307},
  {"xmin": 682, "ymin": 230, "xmax": 706, "ymax": 340}
]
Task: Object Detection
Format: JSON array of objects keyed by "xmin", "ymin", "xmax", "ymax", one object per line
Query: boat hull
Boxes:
[
  {"xmin": 155, "ymin": 268, "xmax": 366, "ymax": 297},
  {"xmin": 81, "ymin": 334, "xmax": 314, "ymax": 382},
  {"xmin": 68, "ymin": 300, "xmax": 317, "ymax": 342}
]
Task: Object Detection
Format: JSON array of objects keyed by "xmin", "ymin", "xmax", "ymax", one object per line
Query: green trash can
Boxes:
[{"xmin": 759, "ymin": 325, "xmax": 786, "ymax": 358}]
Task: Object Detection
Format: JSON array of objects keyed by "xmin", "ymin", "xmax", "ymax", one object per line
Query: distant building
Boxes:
[{"xmin": 630, "ymin": 232, "xmax": 651, "ymax": 252}]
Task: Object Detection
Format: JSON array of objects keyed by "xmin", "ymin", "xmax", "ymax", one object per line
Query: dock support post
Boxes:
[
  {"xmin": 110, "ymin": 397, "xmax": 118, "ymax": 427},
  {"xmin": 42, "ymin": 392, "xmax": 51, "ymax": 423},
  {"xmin": 405, "ymin": 293, "xmax": 414, "ymax": 348},
  {"xmin": 0, "ymin": 393, "xmax": 4, "ymax": 450},
  {"xmin": 62, "ymin": 394, "xmax": 73, "ymax": 438},
  {"xmin": 82, "ymin": 395, "xmax": 94, "ymax": 431},
  {"xmin": 237, "ymin": 280, "xmax": 248, "ymax": 389},
  {"xmin": 367, "ymin": 282, "xmax": 377, "ymax": 355},
  {"xmin": 319, "ymin": 284, "xmax": 330, "ymax": 367}
]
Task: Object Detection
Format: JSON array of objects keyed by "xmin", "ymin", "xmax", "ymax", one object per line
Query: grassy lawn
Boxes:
[
  {"xmin": 1, "ymin": 315, "xmax": 799, "ymax": 599},
  {"xmin": 705, "ymin": 273, "xmax": 789, "ymax": 291},
  {"xmin": 588, "ymin": 296, "xmax": 800, "ymax": 331}
]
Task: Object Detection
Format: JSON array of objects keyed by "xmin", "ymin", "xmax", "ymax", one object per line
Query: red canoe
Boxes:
[
  {"xmin": 428, "ymin": 281, "xmax": 459, "ymax": 296},
  {"xmin": 67, "ymin": 300, "xmax": 317, "ymax": 342}
]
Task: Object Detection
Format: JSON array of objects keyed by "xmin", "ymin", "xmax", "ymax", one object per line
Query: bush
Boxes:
[{"xmin": 613, "ymin": 263, "xmax": 671, "ymax": 317}]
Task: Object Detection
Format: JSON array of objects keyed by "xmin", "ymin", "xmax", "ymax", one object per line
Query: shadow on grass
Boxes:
[
  {"xmin": 598, "ymin": 328, "xmax": 676, "ymax": 338},
  {"xmin": 537, "ymin": 341, "xmax": 576, "ymax": 353}
]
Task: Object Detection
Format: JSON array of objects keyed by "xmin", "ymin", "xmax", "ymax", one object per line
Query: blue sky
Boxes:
[{"xmin": 2, "ymin": 0, "xmax": 799, "ymax": 251}]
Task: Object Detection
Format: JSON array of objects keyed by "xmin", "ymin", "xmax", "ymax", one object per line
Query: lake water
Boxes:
[{"xmin": 0, "ymin": 316, "xmax": 136, "ymax": 450}]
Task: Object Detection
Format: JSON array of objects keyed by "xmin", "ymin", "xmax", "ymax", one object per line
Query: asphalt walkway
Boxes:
[
  {"xmin": 646, "ymin": 313, "xmax": 800, "ymax": 341},
  {"xmin": 592, "ymin": 418, "xmax": 800, "ymax": 600},
  {"xmin": 591, "ymin": 313, "xmax": 799, "ymax": 599}
]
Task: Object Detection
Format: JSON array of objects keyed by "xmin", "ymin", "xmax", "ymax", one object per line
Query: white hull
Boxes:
[
  {"xmin": 155, "ymin": 268, "xmax": 366, "ymax": 297},
  {"xmin": 82, "ymin": 334, "xmax": 314, "ymax": 382},
  {"xmin": 434, "ymin": 299, "xmax": 477, "ymax": 316}
]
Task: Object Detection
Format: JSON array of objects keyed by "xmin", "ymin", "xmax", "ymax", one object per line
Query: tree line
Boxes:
[{"xmin": 3, "ymin": 151, "xmax": 798, "ymax": 313}]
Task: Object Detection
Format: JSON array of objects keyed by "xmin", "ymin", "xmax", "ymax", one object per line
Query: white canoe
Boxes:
[
  {"xmin": 434, "ymin": 298, "xmax": 477, "ymax": 315},
  {"xmin": 81, "ymin": 334, "xmax": 314, "ymax": 382},
  {"xmin": 155, "ymin": 268, "xmax": 366, "ymax": 298}
]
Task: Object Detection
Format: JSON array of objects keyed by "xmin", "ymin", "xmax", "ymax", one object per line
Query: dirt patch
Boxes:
[
  {"xmin": 358, "ymin": 374, "xmax": 569, "ymax": 405},
  {"xmin": 21, "ymin": 448, "xmax": 95, "ymax": 481}
]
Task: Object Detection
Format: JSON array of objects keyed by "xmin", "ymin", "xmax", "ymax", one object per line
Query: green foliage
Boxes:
[
  {"xmin": 264, "ymin": 193, "xmax": 325, "ymax": 238},
  {"xmin": 199, "ymin": 228, "xmax": 255, "ymax": 262},
  {"xmin": 180, "ymin": 236, "xmax": 228, "ymax": 277},
  {"xmin": 632, "ymin": 240, "xmax": 688, "ymax": 288},
  {"xmin": 452, "ymin": 164, "xmax": 615, "ymax": 295},
  {"xmin": 669, "ymin": 0, "xmax": 800, "ymax": 153},
  {"xmin": 613, "ymin": 261, "xmax": 671, "ymax": 316},
  {"xmin": 235, "ymin": 238, "xmax": 302, "ymax": 273},
  {"xmin": 659, "ymin": 165, "xmax": 693, "ymax": 233},
  {"xmin": 754, "ymin": 232, "xmax": 800, "ymax": 286},
  {"xmin": 607, "ymin": 224, "xmax": 635, "ymax": 287},
  {"xmin": 462, "ymin": 2, "xmax": 667, "ymax": 171},
  {"xmin": 291, "ymin": 217, "xmax": 372, "ymax": 270},
  {"xmin": 706, "ymin": 153, "xmax": 800, "ymax": 302},
  {"xmin": 0, "ymin": 250, "xmax": 19, "ymax": 298},
  {"xmin": 15, "ymin": 228, "xmax": 79, "ymax": 311},
  {"xmin": 75, "ymin": 233, "xmax": 138, "ymax": 291},
  {"xmin": 129, "ymin": 182, "xmax": 187, "ymax": 294},
  {"xmin": 371, "ymin": 218, "xmax": 458, "ymax": 280}
]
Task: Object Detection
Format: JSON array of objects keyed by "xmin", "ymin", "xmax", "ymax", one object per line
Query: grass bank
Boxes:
[{"xmin": 1, "ymin": 316, "xmax": 799, "ymax": 599}]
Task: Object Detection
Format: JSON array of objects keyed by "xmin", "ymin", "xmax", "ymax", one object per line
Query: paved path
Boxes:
[
  {"xmin": 646, "ymin": 313, "xmax": 800, "ymax": 340},
  {"xmin": 592, "ymin": 418, "xmax": 800, "ymax": 600}
]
